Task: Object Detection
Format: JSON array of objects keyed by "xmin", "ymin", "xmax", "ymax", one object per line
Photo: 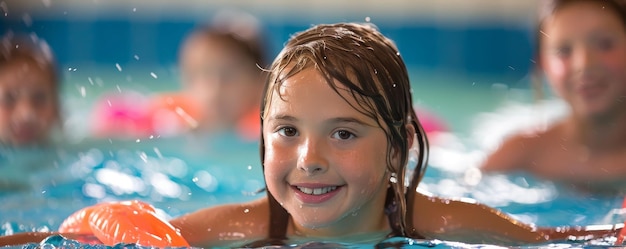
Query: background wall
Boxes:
[{"xmin": 2, "ymin": 0, "xmax": 540, "ymax": 85}]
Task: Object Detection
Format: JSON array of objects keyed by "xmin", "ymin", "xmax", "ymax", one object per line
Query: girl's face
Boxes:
[
  {"xmin": 263, "ymin": 67, "xmax": 391, "ymax": 237},
  {"xmin": 179, "ymin": 34, "xmax": 262, "ymax": 131},
  {"xmin": 0, "ymin": 58, "xmax": 58, "ymax": 146},
  {"xmin": 540, "ymin": 1, "xmax": 626, "ymax": 119}
]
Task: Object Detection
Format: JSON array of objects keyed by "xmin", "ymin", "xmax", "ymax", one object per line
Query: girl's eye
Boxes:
[
  {"xmin": 555, "ymin": 46, "xmax": 571, "ymax": 57},
  {"xmin": 278, "ymin": 127, "xmax": 298, "ymax": 137},
  {"xmin": 596, "ymin": 38, "xmax": 615, "ymax": 51},
  {"xmin": 0, "ymin": 92, "xmax": 16, "ymax": 107},
  {"xmin": 332, "ymin": 130, "xmax": 355, "ymax": 140}
]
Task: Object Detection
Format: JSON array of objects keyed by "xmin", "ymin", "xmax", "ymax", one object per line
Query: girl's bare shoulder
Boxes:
[{"xmin": 170, "ymin": 197, "xmax": 270, "ymax": 247}]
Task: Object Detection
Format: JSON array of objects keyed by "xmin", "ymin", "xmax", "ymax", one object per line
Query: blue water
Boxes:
[
  {"xmin": 0, "ymin": 69, "xmax": 624, "ymax": 248},
  {"xmin": 1, "ymin": 130, "xmax": 625, "ymax": 248}
]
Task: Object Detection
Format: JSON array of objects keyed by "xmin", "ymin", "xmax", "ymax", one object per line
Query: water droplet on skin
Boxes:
[
  {"xmin": 243, "ymin": 209, "xmax": 249, "ymax": 213},
  {"xmin": 323, "ymin": 56, "xmax": 327, "ymax": 60},
  {"xmin": 150, "ymin": 72, "xmax": 158, "ymax": 79},
  {"xmin": 392, "ymin": 84, "xmax": 397, "ymax": 88},
  {"xmin": 299, "ymin": 204, "xmax": 303, "ymax": 209},
  {"xmin": 374, "ymin": 69, "xmax": 378, "ymax": 75},
  {"xmin": 115, "ymin": 63, "xmax": 122, "ymax": 72}
]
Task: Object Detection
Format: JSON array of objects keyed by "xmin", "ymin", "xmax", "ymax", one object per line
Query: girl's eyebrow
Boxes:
[
  {"xmin": 327, "ymin": 117, "xmax": 375, "ymax": 127},
  {"xmin": 267, "ymin": 115, "xmax": 376, "ymax": 127},
  {"xmin": 267, "ymin": 114, "xmax": 296, "ymax": 122}
]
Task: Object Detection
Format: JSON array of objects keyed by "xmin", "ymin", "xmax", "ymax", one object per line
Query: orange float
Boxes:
[
  {"xmin": 149, "ymin": 93, "xmax": 204, "ymax": 136},
  {"xmin": 59, "ymin": 200, "xmax": 189, "ymax": 247}
]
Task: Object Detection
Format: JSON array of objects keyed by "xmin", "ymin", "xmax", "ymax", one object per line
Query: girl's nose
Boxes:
[
  {"xmin": 297, "ymin": 137, "xmax": 329, "ymax": 175},
  {"xmin": 572, "ymin": 46, "xmax": 597, "ymax": 72},
  {"xmin": 14, "ymin": 97, "xmax": 37, "ymax": 123}
]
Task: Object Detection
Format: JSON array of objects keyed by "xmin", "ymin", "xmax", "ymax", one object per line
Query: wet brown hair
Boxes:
[
  {"xmin": 254, "ymin": 23, "xmax": 429, "ymax": 245},
  {"xmin": 0, "ymin": 32, "xmax": 59, "ymax": 115},
  {"xmin": 0, "ymin": 33, "xmax": 58, "ymax": 86},
  {"xmin": 532, "ymin": 0, "xmax": 626, "ymax": 99}
]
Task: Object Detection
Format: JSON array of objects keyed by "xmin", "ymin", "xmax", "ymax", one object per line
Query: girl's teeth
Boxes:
[{"xmin": 297, "ymin": 186, "xmax": 337, "ymax": 195}]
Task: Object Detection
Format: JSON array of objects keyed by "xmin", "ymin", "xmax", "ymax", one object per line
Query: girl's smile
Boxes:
[{"xmin": 291, "ymin": 184, "xmax": 344, "ymax": 204}]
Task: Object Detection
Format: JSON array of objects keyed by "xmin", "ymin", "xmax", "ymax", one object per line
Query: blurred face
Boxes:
[
  {"xmin": 0, "ymin": 58, "xmax": 58, "ymax": 146},
  {"xmin": 179, "ymin": 34, "xmax": 262, "ymax": 131},
  {"xmin": 540, "ymin": 1, "xmax": 626, "ymax": 119},
  {"xmin": 263, "ymin": 67, "xmax": 391, "ymax": 237}
]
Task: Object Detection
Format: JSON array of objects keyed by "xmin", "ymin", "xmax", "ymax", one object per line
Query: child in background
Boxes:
[
  {"xmin": 0, "ymin": 32, "xmax": 60, "ymax": 147},
  {"xmin": 92, "ymin": 10, "xmax": 266, "ymax": 140},
  {"xmin": 0, "ymin": 22, "xmax": 622, "ymax": 248},
  {"xmin": 481, "ymin": 0, "xmax": 626, "ymax": 194},
  {"xmin": 174, "ymin": 9, "xmax": 266, "ymax": 139}
]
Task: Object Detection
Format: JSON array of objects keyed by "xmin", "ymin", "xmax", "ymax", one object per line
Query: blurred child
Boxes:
[
  {"xmin": 175, "ymin": 9, "xmax": 266, "ymax": 139},
  {"xmin": 0, "ymin": 32, "xmax": 60, "ymax": 147},
  {"xmin": 92, "ymin": 10, "xmax": 266, "ymax": 140},
  {"xmin": 481, "ymin": 0, "xmax": 626, "ymax": 194},
  {"xmin": 1, "ymin": 23, "xmax": 622, "ymax": 248}
]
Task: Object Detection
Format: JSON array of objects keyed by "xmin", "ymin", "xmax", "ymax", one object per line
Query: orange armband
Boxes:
[{"xmin": 59, "ymin": 200, "xmax": 189, "ymax": 247}]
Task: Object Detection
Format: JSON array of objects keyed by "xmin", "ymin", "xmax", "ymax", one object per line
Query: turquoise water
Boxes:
[{"xmin": 0, "ymin": 68, "xmax": 624, "ymax": 248}]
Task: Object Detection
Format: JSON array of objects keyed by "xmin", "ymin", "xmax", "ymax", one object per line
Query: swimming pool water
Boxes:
[{"xmin": 1, "ymin": 69, "xmax": 625, "ymax": 249}]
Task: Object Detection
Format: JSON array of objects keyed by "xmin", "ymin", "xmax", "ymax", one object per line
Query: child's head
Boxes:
[
  {"xmin": 179, "ymin": 10, "xmax": 266, "ymax": 132},
  {"xmin": 537, "ymin": 0, "xmax": 626, "ymax": 119},
  {"xmin": 0, "ymin": 33, "xmax": 59, "ymax": 146},
  {"xmin": 260, "ymin": 23, "xmax": 428, "ymax": 238}
]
